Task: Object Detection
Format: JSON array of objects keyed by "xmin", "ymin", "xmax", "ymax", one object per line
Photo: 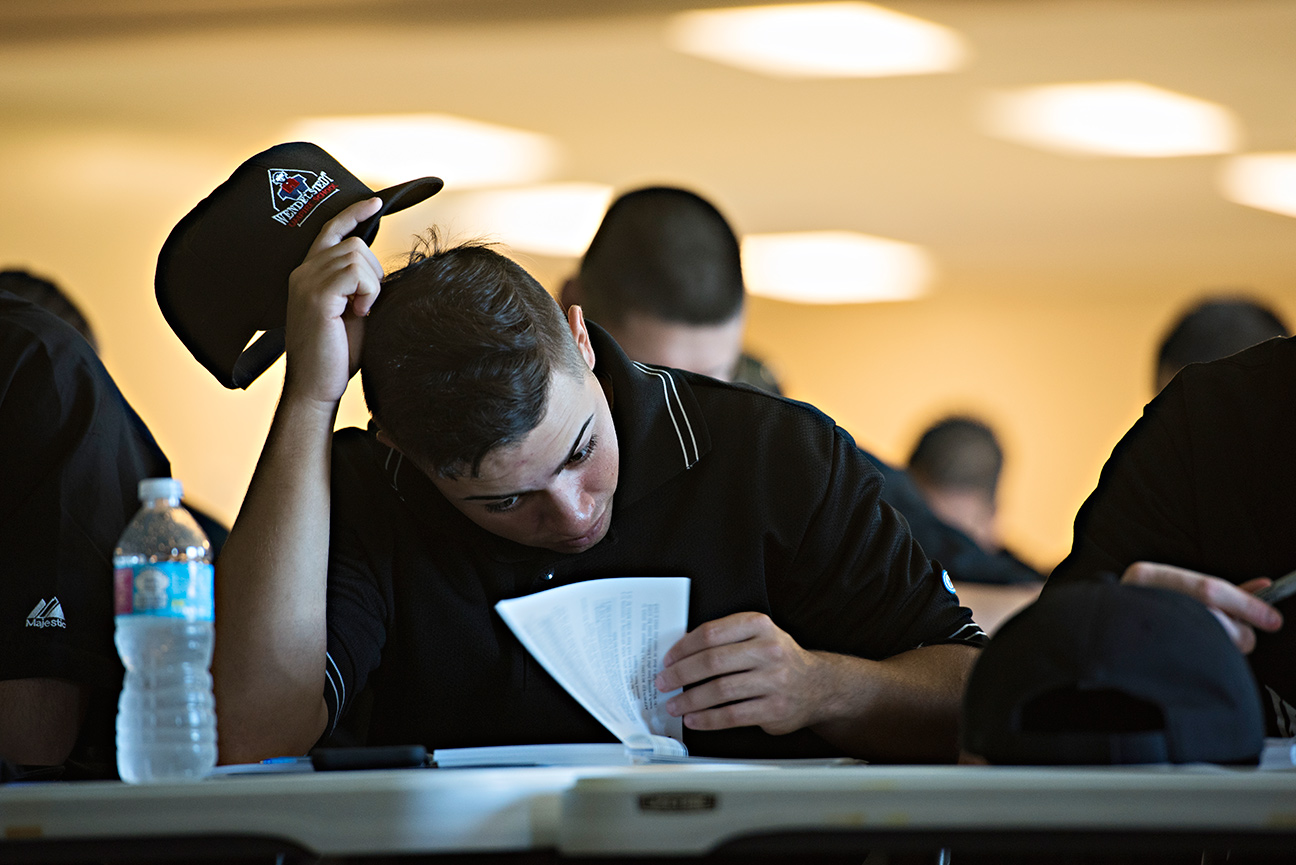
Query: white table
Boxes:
[
  {"xmin": 5, "ymin": 762, "xmax": 1296, "ymax": 862},
  {"xmin": 559, "ymin": 764, "xmax": 1296, "ymax": 859},
  {"xmin": 0, "ymin": 762, "xmax": 763, "ymax": 862},
  {"xmin": 2, "ymin": 765, "xmax": 586, "ymax": 861}
]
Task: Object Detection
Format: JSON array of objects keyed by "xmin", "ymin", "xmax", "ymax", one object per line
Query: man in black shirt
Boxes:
[
  {"xmin": 214, "ymin": 200, "xmax": 985, "ymax": 765},
  {"xmin": 0, "ymin": 288, "xmax": 171, "ymax": 777},
  {"xmin": 1047, "ymin": 336, "xmax": 1292, "ymax": 734}
]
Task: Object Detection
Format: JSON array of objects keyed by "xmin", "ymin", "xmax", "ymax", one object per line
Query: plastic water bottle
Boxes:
[{"xmin": 113, "ymin": 477, "xmax": 217, "ymax": 783}]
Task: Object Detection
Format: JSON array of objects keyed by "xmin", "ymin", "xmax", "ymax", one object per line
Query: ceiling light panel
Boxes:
[
  {"xmin": 445, "ymin": 183, "xmax": 615, "ymax": 258},
  {"xmin": 285, "ymin": 114, "xmax": 559, "ymax": 189},
  {"xmin": 1220, "ymin": 152, "xmax": 1296, "ymax": 218},
  {"xmin": 669, "ymin": 2, "xmax": 967, "ymax": 79},
  {"xmin": 741, "ymin": 231, "xmax": 932, "ymax": 304},
  {"xmin": 982, "ymin": 81, "xmax": 1238, "ymax": 158}
]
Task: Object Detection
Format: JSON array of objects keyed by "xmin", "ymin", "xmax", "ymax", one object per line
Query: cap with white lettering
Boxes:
[{"xmin": 156, "ymin": 142, "xmax": 443, "ymax": 389}]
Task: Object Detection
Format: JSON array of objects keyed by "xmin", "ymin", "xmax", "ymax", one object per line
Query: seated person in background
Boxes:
[
  {"xmin": 907, "ymin": 416, "xmax": 1041, "ymax": 582},
  {"xmin": 564, "ymin": 187, "xmax": 1025, "ymax": 588},
  {"xmin": 562, "ymin": 185, "xmax": 782, "ymax": 393},
  {"xmin": 1154, "ymin": 294, "xmax": 1288, "ymax": 393},
  {"xmin": 908, "ymin": 416, "xmax": 1003, "ymax": 553},
  {"xmin": 213, "ymin": 199, "xmax": 986, "ymax": 766},
  {"xmin": 1047, "ymin": 333, "xmax": 1293, "ymax": 735},
  {"xmin": 0, "ymin": 280, "xmax": 170, "ymax": 778},
  {"xmin": 0, "ymin": 269, "xmax": 228, "ymax": 557},
  {"xmin": 0, "ymin": 269, "xmax": 99, "ymax": 353},
  {"xmin": 907, "ymin": 416, "xmax": 1042, "ymax": 632}
]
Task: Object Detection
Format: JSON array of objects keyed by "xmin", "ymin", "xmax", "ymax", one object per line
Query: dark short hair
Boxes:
[
  {"xmin": 361, "ymin": 236, "xmax": 586, "ymax": 478},
  {"xmin": 0, "ymin": 268, "xmax": 98, "ymax": 352},
  {"xmin": 578, "ymin": 186, "xmax": 744, "ymax": 327},
  {"xmin": 907, "ymin": 416, "xmax": 1003, "ymax": 499},
  {"xmin": 1157, "ymin": 295, "xmax": 1288, "ymax": 385}
]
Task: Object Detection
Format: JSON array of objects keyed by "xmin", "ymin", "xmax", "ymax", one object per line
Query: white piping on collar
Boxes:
[
  {"xmin": 385, "ymin": 448, "xmax": 404, "ymax": 493},
  {"xmin": 631, "ymin": 361, "xmax": 700, "ymax": 469},
  {"xmin": 951, "ymin": 622, "xmax": 987, "ymax": 642},
  {"xmin": 324, "ymin": 651, "xmax": 346, "ymax": 734}
]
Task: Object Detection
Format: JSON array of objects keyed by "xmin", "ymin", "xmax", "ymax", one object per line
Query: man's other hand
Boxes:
[
  {"xmin": 1122, "ymin": 561, "xmax": 1283, "ymax": 653},
  {"xmin": 655, "ymin": 611, "xmax": 830, "ymax": 736}
]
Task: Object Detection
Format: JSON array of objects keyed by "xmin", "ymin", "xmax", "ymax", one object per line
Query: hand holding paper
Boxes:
[{"xmin": 656, "ymin": 611, "xmax": 830, "ymax": 735}]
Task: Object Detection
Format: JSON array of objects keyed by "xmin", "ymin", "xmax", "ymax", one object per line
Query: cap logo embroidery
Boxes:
[
  {"xmin": 26, "ymin": 597, "xmax": 66, "ymax": 629},
  {"xmin": 268, "ymin": 168, "xmax": 339, "ymax": 228}
]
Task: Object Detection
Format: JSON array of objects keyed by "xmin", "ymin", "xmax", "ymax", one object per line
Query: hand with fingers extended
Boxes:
[
  {"xmin": 1121, "ymin": 561, "xmax": 1283, "ymax": 654},
  {"xmin": 284, "ymin": 197, "xmax": 386, "ymax": 407},
  {"xmin": 654, "ymin": 611, "xmax": 835, "ymax": 736}
]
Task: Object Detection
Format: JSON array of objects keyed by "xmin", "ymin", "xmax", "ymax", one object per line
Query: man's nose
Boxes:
[{"xmin": 546, "ymin": 477, "xmax": 594, "ymax": 532}]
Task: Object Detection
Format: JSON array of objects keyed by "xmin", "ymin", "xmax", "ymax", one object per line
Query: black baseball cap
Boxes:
[
  {"xmin": 962, "ymin": 580, "xmax": 1265, "ymax": 765},
  {"xmin": 156, "ymin": 142, "xmax": 444, "ymax": 389}
]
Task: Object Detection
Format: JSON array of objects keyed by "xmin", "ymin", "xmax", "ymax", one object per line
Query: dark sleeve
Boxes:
[
  {"xmin": 863, "ymin": 452, "xmax": 1043, "ymax": 585},
  {"xmin": 0, "ymin": 322, "xmax": 168, "ymax": 690},
  {"xmin": 1047, "ymin": 381, "xmax": 1198, "ymax": 589},
  {"xmin": 772, "ymin": 425, "xmax": 987, "ymax": 659},
  {"xmin": 320, "ymin": 432, "xmax": 390, "ymax": 742}
]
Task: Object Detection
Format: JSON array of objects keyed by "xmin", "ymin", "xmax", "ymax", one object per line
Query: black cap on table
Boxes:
[{"xmin": 962, "ymin": 579, "xmax": 1265, "ymax": 765}]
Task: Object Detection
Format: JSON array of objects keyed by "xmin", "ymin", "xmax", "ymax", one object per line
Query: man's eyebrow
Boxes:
[
  {"xmin": 557, "ymin": 416, "xmax": 594, "ymax": 474},
  {"xmin": 461, "ymin": 415, "xmax": 594, "ymax": 502}
]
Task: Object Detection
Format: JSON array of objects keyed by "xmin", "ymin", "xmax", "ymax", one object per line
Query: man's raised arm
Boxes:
[{"xmin": 213, "ymin": 198, "xmax": 384, "ymax": 763}]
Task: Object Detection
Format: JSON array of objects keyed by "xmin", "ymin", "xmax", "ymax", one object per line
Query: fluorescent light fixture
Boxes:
[
  {"xmin": 1220, "ymin": 152, "xmax": 1296, "ymax": 218},
  {"xmin": 285, "ymin": 114, "xmax": 559, "ymax": 189},
  {"xmin": 448, "ymin": 183, "xmax": 615, "ymax": 257},
  {"xmin": 982, "ymin": 81, "xmax": 1238, "ymax": 158},
  {"xmin": 668, "ymin": 2, "xmax": 966, "ymax": 78},
  {"xmin": 741, "ymin": 231, "xmax": 932, "ymax": 303}
]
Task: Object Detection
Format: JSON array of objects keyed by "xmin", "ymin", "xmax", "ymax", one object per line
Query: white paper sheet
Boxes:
[{"xmin": 495, "ymin": 576, "xmax": 689, "ymax": 749}]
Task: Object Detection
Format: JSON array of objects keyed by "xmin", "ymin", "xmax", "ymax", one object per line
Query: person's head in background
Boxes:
[
  {"xmin": 0, "ymin": 268, "xmax": 98, "ymax": 353},
  {"xmin": 1155, "ymin": 295, "xmax": 1288, "ymax": 393},
  {"xmin": 907, "ymin": 416, "xmax": 1004, "ymax": 555},
  {"xmin": 563, "ymin": 186, "xmax": 781, "ymax": 393}
]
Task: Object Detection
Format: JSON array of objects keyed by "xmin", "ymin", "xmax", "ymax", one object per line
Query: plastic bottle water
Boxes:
[{"xmin": 113, "ymin": 477, "xmax": 217, "ymax": 783}]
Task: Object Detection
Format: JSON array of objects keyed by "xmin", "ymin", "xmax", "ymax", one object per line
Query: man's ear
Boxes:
[
  {"xmin": 559, "ymin": 276, "xmax": 582, "ymax": 310},
  {"xmin": 567, "ymin": 305, "xmax": 597, "ymax": 371},
  {"xmin": 374, "ymin": 427, "xmax": 401, "ymax": 452}
]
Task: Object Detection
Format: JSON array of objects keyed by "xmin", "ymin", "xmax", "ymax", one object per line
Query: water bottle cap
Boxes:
[{"xmin": 138, "ymin": 477, "xmax": 183, "ymax": 502}]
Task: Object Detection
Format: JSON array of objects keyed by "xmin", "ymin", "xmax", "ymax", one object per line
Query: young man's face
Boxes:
[{"xmin": 428, "ymin": 309, "xmax": 620, "ymax": 554}]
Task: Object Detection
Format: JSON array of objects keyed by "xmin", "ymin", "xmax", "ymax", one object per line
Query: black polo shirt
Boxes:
[
  {"xmin": 0, "ymin": 291, "xmax": 171, "ymax": 777},
  {"xmin": 1047, "ymin": 336, "xmax": 1296, "ymax": 736},
  {"xmin": 324, "ymin": 326, "xmax": 985, "ymax": 758}
]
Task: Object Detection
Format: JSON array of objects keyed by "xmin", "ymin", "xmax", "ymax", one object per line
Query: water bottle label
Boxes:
[{"xmin": 113, "ymin": 562, "xmax": 214, "ymax": 621}]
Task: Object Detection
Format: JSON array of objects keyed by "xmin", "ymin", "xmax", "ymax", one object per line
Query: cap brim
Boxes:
[{"xmin": 353, "ymin": 177, "xmax": 446, "ymax": 245}]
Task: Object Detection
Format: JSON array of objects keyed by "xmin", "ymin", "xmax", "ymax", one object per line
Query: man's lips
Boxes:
[{"xmin": 559, "ymin": 508, "xmax": 609, "ymax": 550}]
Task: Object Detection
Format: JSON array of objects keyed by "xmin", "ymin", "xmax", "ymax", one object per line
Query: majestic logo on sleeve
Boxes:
[
  {"xmin": 26, "ymin": 597, "xmax": 66, "ymax": 628},
  {"xmin": 268, "ymin": 167, "xmax": 340, "ymax": 227}
]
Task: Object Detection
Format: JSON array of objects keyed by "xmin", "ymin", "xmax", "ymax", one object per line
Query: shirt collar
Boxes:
[{"xmin": 587, "ymin": 322, "xmax": 711, "ymax": 511}]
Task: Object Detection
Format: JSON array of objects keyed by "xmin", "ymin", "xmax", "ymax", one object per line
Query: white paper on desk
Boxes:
[{"xmin": 495, "ymin": 576, "xmax": 689, "ymax": 750}]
